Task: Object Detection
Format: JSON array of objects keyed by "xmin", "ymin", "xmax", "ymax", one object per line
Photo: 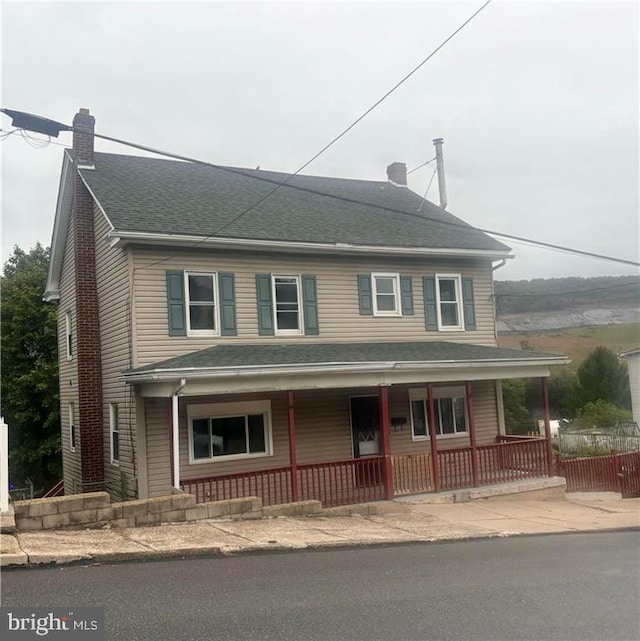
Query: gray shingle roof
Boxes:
[
  {"xmin": 127, "ymin": 341, "xmax": 563, "ymax": 374},
  {"xmin": 80, "ymin": 153, "xmax": 509, "ymax": 252}
]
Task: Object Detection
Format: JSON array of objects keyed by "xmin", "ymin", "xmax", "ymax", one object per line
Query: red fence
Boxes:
[
  {"xmin": 298, "ymin": 457, "xmax": 386, "ymax": 507},
  {"xmin": 556, "ymin": 451, "xmax": 640, "ymax": 497}
]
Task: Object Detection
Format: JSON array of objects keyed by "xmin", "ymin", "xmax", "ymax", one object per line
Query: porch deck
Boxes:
[{"xmin": 181, "ymin": 436, "xmax": 549, "ymax": 507}]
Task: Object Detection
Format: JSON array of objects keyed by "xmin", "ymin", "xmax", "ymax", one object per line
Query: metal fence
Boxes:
[{"xmin": 558, "ymin": 432, "xmax": 640, "ymax": 455}]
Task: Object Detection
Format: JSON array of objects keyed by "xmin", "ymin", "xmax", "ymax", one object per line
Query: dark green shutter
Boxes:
[
  {"xmin": 400, "ymin": 276, "xmax": 414, "ymax": 315},
  {"xmin": 256, "ymin": 273, "xmax": 274, "ymax": 336},
  {"xmin": 462, "ymin": 277, "xmax": 476, "ymax": 330},
  {"xmin": 166, "ymin": 270, "xmax": 186, "ymax": 336},
  {"xmin": 301, "ymin": 275, "xmax": 319, "ymax": 335},
  {"xmin": 218, "ymin": 272, "xmax": 237, "ymax": 336},
  {"xmin": 423, "ymin": 276, "xmax": 438, "ymax": 331},
  {"xmin": 357, "ymin": 274, "xmax": 373, "ymax": 315}
]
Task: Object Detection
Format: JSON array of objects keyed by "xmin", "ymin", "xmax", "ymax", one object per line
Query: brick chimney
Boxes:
[
  {"xmin": 72, "ymin": 108, "xmax": 104, "ymax": 492},
  {"xmin": 386, "ymin": 162, "xmax": 407, "ymax": 186}
]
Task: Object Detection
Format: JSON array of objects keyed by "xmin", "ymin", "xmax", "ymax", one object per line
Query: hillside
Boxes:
[
  {"xmin": 494, "ymin": 275, "xmax": 639, "ymax": 316},
  {"xmin": 497, "ymin": 322, "xmax": 640, "ymax": 366}
]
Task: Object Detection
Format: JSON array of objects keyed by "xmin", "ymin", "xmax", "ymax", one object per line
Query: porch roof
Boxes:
[{"xmin": 125, "ymin": 341, "xmax": 569, "ymax": 394}]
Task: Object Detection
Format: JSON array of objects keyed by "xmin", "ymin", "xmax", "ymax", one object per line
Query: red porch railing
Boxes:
[
  {"xmin": 298, "ymin": 457, "xmax": 386, "ymax": 507},
  {"xmin": 181, "ymin": 466, "xmax": 292, "ymax": 506},
  {"xmin": 42, "ymin": 479, "xmax": 64, "ymax": 498},
  {"xmin": 437, "ymin": 437, "xmax": 547, "ymax": 491},
  {"xmin": 391, "ymin": 453, "xmax": 434, "ymax": 495}
]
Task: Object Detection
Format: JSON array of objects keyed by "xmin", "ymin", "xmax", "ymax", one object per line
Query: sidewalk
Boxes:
[{"xmin": 2, "ymin": 494, "xmax": 638, "ymax": 568}]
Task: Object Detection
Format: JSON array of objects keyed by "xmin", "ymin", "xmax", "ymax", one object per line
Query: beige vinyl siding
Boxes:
[
  {"xmin": 131, "ymin": 248, "xmax": 497, "ymax": 367},
  {"xmin": 472, "ymin": 380, "xmax": 500, "ymax": 446},
  {"xmin": 94, "ymin": 206, "xmax": 136, "ymax": 499},
  {"xmin": 145, "ymin": 398, "xmax": 172, "ymax": 497},
  {"xmin": 57, "ymin": 216, "xmax": 82, "ymax": 493}
]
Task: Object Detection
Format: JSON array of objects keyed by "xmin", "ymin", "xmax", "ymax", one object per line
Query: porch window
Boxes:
[
  {"xmin": 435, "ymin": 275, "xmax": 463, "ymax": 330},
  {"xmin": 272, "ymin": 275, "xmax": 302, "ymax": 333},
  {"xmin": 372, "ymin": 273, "xmax": 400, "ymax": 316},
  {"xmin": 186, "ymin": 272, "xmax": 219, "ymax": 335},
  {"xmin": 189, "ymin": 401, "xmax": 272, "ymax": 463},
  {"xmin": 410, "ymin": 386, "xmax": 468, "ymax": 439}
]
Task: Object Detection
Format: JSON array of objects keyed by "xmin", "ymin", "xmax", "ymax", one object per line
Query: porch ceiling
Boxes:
[{"xmin": 125, "ymin": 341, "xmax": 569, "ymax": 397}]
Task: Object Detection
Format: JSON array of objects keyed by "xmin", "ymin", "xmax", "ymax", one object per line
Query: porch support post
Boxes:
[
  {"xmin": 171, "ymin": 393, "xmax": 180, "ymax": 491},
  {"xmin": 541, "ymin": 377, "xmax": 553, "ymax": 476},
  {"xmin": 466, "ymin": 381, "xmax": 479, "ymax": 487},
  {"xmin": 287, "ymin": 390, "xmax": 299, "ymax": 502},
  {"xmin": 427, "ymin": 384, "xmax": 440, "ymax": 492},
  {"xmin": 379, "ymin": 385, "xmax": 394, "ymax": 500}
]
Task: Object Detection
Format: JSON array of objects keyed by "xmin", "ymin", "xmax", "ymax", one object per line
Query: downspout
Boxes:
[
  {"xmin": 172, "ymin": 378, "xmax": 186, "ymax": 490},
  {"xmin": 491, "ymin": 259, "xmax": 507, "ymax": 344}
]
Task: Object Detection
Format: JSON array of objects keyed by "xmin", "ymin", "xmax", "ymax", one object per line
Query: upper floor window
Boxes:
[
  {"xmin": 372, "ymin": 273, "xmax": 400, "ymax": 316},
  {"xmin": 186, "ymin": 272, "xmax": 219, "ymax": 335},
  {"xmin": 272, "ymin": 275, "xmax": 302, "ymax": 334},
  {"xmin": 357, "ymin": 273, "xmax": 414, "ymax": 317},
  {"xmin": 409, "ymin": 386, "xmax": 468, "ymax": 440},
  {"xmin": 166, "ymin": 270, "xmax": 237, "ymax": 337},
  {"xmin": 435, "ymin": 275, "xmax": 463, "ymax": 331},
  {"xmin": 109, "ymin": 403, "xmax": 120, "ymax": 465},
  {"xmin": 65, "ymin": 312, "xmax": 72, "ymax": 360},
  {"xmin": 188, "ymin": 400, "xmax": 272, "ymax": 464}
]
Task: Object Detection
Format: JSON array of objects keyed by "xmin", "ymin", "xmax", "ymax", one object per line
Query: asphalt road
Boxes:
[{"xmin": 2, "ymin": 532, "xmax": 639, "ymax": 641}]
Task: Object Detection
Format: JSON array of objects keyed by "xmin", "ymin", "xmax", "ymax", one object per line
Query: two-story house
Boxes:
[{"xmin": 45, "ymin": 109, "xmax": 568, "ymax": 506}]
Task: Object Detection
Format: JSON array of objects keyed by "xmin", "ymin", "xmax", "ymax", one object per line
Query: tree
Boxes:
[
  {"xmin": 1, "ymin": 244, "xmax": 61, "ymax": 491},
  {"xmin": 573, "ymin": 400, "xmax": 632, "ymax": 430},
  {"xmin": 501, "ymin": 379, "xmax": 531, "ymax": 433},
  {"xmin": 576, "ymin": 346, "xmax": 631, "ymax": 409}
]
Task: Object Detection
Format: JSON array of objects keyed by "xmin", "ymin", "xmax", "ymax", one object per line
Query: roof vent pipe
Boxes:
[{"xmin": 432, "ymin": 137, "xmax": 447, "ymax": 210}]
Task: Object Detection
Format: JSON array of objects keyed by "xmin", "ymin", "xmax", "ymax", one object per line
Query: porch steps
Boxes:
[{"xmin": 394, "ymin": 476, "xmax": 567, "ymax": 505}]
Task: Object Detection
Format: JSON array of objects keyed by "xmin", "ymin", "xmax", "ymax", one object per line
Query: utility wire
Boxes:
[
  {"xmin": 4, "ymin": 118, "xmax": 639, "ymax": 269},
  {"xmin": 495, "ymin": 279, "xmax": 639, "ymax": 298},
  {"xmin": 408, "ymin": 157, "xmax": 437, "ymax": 175}
]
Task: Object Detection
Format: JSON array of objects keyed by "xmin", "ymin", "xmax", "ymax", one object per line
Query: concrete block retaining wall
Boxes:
[{"xmin": 13, "ymin": 492, "xmax": 322, "ymax": 531}]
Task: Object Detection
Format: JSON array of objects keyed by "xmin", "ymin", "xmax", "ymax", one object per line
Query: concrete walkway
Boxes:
[{"xmin": 2, "ymin": 493, "xmax": 638, "ymax": 568}]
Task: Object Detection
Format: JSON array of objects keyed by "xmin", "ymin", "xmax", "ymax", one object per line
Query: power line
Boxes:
[
  {"xmin": 408, "ymin": 157, "xmax": 437, "ymax": 175},
  {"xmin": 495, "ymin": 279, "xmax": 639, "ymax": 298},
  {"xmin": 4, "ymin": 116, "xmax": 639, "ymax": 269}
]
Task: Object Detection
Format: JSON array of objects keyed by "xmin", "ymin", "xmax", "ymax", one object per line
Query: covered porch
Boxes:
[{"xmin": 125, "ymin": 341, "xmax": 568, "ymax": 507}]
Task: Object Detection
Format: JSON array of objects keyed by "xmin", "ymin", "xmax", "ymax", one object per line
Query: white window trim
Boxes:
[
  {"xmin": 271, "ymin": 275, "xmax": 303, "ymax": 336},
  {"xmin": 371, "ymin": 272, "xmax": 401, "ymax": 317},
  {"xmin": 409, "ymin": 386, "xmax": 468, "ymax": 441},
  {"xmin": 65, "ymin": 312, "xmax": 72, "ymax": 360},
  {"xmin": 109, "ymin": 403, "xmax": 120, "ymax": 465},
  {"xmin": 68, "ymin": 402, "xmax": 76, "ymax": 452},
  {"xmin": 185, "ymin": 271, "xmax": 220, "ymax": 337},
  {"xmin": 187, "ymin": 400, "xmax": 273, "ymax": 465},
  {"xmin": 435, "ymin": 273, "xmax": 464, "ymax": 331}
]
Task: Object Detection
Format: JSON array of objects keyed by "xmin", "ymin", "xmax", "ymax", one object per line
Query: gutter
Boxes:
[{"xmin": 124, "ymin": 356, "xmax": 571, "ymax": 385}]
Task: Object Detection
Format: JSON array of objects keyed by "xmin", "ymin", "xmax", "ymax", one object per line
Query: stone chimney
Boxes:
[
  {"xmin": 386, "ymin": 162, "xmax": 407, "ymax": 186},
  {"xmin": 71, "ymin": 108, "xmax": 104, "ymax": 493}
]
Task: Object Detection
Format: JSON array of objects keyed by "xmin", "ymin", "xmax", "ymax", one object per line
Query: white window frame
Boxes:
[
  {"xmin": 65, "ymin": 312, "xmax": 72, "ymax": 360},
  {"xmin": 185, "ymin": 272, "xmax": 220, "ymax": 336},
  {"xmin": 409, "ymin": 386, "xmax": 468, "ymax": 441},
  {"xmin": 371, "ymin": 272, "xmax": 401, "ymax": 317},
  {"xmin": 68, "ymin": 402, "xmax": 76, "ymax": 452},
  {"xmin": 271, "ymin": 275, "xmax": 303, "ymax": 335},
  {"xmin": 109, "ymin": 403, "xmax": 120, "ymax": 465},
  {"xmin": 435, "ymin": 274, "xmax": 464, "ymax": 331},
  {"xmin": 187, "ymin": 400, "xmax": 273, "ymax": 464}
]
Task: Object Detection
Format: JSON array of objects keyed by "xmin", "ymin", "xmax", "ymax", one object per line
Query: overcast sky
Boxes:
[{"xmin": 1, "ymin": 0, "xmax": 638, "ymax": 280}]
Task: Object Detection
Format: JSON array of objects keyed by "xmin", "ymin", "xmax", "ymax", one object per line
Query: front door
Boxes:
[{"xmin": 350, "ymin": 396, "xmax": 380, "ymax": 458}]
